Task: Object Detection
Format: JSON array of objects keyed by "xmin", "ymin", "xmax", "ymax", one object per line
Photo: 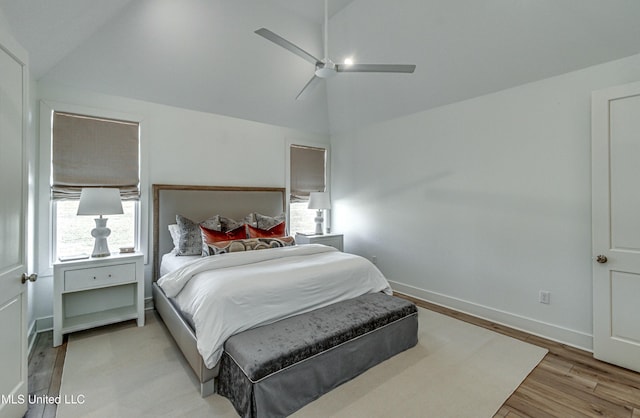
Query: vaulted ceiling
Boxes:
[{"xmin": 2, "ymin": 0, "xmax": 640, "ymax": 134}]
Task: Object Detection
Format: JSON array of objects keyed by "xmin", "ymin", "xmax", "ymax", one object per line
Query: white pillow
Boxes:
[{"xmin": 168, "ymin": 224, "xmax": 181, "ymax": 250}]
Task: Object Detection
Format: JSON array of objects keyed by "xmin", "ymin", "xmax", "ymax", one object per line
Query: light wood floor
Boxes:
[{"xmin": 26, "ymin": 299, "xmax": 640, "ymax": 418}]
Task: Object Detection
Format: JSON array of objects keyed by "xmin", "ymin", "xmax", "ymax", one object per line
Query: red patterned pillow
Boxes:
[
  {"xmin": 200, "ymin": 224, "xmax": 247, "ymax": 244},
  {"xmin": 247, "ymin": 222, "xmax": 286, "ymax": 238}
]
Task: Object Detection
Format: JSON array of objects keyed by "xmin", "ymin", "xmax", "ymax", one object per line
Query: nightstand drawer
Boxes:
[{"xmin": 64, "ymin": 262, "xmax": 136, "ymax": 292}]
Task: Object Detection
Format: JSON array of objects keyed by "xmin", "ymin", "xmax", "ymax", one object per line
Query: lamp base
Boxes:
[
  {"xmin": 91, "ymin": 217, "xmax": 111, "ymax": 257},
  {"xmin": 314, "ymin": 210, "xmax": 324, "ymax": 235}
]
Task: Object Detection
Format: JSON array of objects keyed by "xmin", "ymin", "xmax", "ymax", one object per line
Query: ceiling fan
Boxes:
[{"xmin": 255, "ymin": 0, "xmax": 416, "ymax": 100}]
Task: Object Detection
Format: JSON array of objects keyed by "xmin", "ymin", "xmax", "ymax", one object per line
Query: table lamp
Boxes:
[
  {"xmin": 77, "ymin": 188, "xmax": 123, "ymax": 257},
  {"xmin": 308, "ymin": 192, "xmax": 331, "ymax": 235}
]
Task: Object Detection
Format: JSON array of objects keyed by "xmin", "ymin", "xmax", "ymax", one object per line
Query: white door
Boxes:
[
  {"xmin": 592, "ymin": 81, "xmax": 640, "ymax": 373},
  {"xmin": 0, "ymin": 42, "xmax": 29, "ymax": 416}
]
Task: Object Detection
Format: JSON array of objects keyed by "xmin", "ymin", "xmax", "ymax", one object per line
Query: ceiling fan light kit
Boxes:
[
  {"xmin": 315, "ymin": 60, "xmax": 337, "ymax": 78},
  {"xmin": 255, "ymin": 0, "xmax": 416, "ymax": 99}
]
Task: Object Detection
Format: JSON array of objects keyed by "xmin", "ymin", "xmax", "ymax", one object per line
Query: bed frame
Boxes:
[{"xmin": 151, "ymin": 184, "xmax": 286, "ymax": 396}]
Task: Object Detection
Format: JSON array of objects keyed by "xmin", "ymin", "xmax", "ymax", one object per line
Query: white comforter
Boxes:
[{"xmin": 157, "ymin": 244, "xmax": 392, "ymax": 368}]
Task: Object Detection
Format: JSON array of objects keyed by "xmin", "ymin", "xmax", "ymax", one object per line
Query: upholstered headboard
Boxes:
[{"xmin": 152, "ymin": 184, "xmax": 286, "ymax": 280}]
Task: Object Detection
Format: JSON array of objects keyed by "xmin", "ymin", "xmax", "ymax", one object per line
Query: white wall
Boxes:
[
  {"xmin": 32, "ymin": 80, "xmax": 328, "ymax": 323},
  {"xmin": 331, "ymin": 53, "xmax": 640, "ymax": 350}
]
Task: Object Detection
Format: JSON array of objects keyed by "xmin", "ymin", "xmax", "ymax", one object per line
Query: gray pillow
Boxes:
[
  {"xmin": 175, "ymin": 214, "xmax": 221, "ymax": 256},
  {"xmin": 246, "ymin": 212, "xmax": 286, "ymax": 229},
  {"xmin": 219, "ymin": 216, "xmax": 244, "ymax": 232}
]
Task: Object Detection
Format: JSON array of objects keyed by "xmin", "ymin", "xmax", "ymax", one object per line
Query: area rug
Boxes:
[{"xmin": 57, "ymin": 307, "xmax": 547, "ymax": 418}]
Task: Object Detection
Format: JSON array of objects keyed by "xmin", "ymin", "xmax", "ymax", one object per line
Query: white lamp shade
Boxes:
[
  {"xmin": 308, "ymin": 192, "xmax": 331, "ymax": 210},
  {"xmin": 77, "ymin": 188, "xmax": 124, "ymax": 216}
]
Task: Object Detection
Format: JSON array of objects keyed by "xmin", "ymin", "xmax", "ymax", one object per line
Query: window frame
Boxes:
[
  {"xmin": 52, "ymin": 199, "xmax": 139, "ymax": 260},
  {"xmin": 38, "ymin": 100, "xmax": 148, "ymax": 275},
  {"xmin": 285, "ymin": 139, "xmax": 331, "ymax": 235}
]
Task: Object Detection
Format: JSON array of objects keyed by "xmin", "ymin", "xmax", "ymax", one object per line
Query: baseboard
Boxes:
[
  {"xmin": 27, "ymin": 316, "xmax": 54, "ymax": 357},
  {"xmin": 36, "ymin": 316, "xmax": 53, "ymax": 333},
  {"xmin": 145, "ymin": 296, "xmax": 154, "ymax": 311},
  {"xmin": 389, "ymin": 280, "xmax": 593, "ymax": 352}
]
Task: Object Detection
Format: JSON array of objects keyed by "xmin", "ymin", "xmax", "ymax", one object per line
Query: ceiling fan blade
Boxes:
[
  {"xmin": 336, "ymin": 63, "xmax": 416, "ymax": 73},
  {"xmin": 296, "ymin": 75, "xmax": 322, "ymax": 100},
  {"xmin": 255, "ymin": 28, "xmax": 321, "ymax": 66}
]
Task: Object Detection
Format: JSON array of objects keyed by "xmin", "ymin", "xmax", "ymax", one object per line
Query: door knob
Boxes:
[
  {"xmin": 596, "ymin": 255, "xmax": 608, "ymax": 264},
  {"xmin": 21, "ymin": 273, "xmax": 38, "ymax": 284}
]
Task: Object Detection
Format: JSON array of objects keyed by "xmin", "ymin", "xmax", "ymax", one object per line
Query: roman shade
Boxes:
[
  {"xmin": 290, "ymin": 145, "xmax": 326, "ymax": 202},
  {"xmin": 51, "ymin": 112, "xmax": 140, "ymax": 200}
]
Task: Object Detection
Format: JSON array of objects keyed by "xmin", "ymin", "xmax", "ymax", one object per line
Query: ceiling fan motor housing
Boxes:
[
  {"xmin": 315, "ymin": 60, "xmax": 337, "ymax": 78},
  {"xmin": 254, "ymin": 0, "xmax": 415, "ymax": 98}
]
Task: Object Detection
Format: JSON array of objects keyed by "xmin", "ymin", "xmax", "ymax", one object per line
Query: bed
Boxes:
[
  {"xmin": 151, "ymin": 184, "xmax": 418, "ymax": 416},
  {"xmin": 152, "ymin": 184, "xmax": 291, "ymax": 395}
]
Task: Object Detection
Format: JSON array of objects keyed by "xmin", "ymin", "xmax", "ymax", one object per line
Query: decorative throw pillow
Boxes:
[
  {"xmin": 200, "ymin": 225, "xmax": 247, "ymax": 247},
  {"xmin": 203, "ymin": 236, "xmax": 296, "ymax": 256},
  {"xmin": 175, "ymin": 214, "xmax": 221, "ymax": 256},
  {"xmin": 219, "ymin": 216, "xmax": 245, "ymax": 232},
  {"xmin": 168, "ymin": 224, "xmax": 181, "ymax": 250},
  {"xmin": 247, "ymin": 222, "xmax": 286, "ymax": 239},
  {"xmin": 246, "ymin": 212, "xmax": 286, "ymax": 229}
]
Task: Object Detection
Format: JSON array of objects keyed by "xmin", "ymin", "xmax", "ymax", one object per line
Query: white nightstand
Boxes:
[
  {"xmin": 295, "ymin": 233, "xmax": 344, "ymax": 251},
  {"xmin": 53, "ymin": 252, "xmax": 144, "ymax": 346}
]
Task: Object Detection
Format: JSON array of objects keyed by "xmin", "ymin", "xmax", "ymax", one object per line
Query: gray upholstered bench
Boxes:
[{"xmin": 217, "ymin": 292, "xmax": 418, "ymax": 418}]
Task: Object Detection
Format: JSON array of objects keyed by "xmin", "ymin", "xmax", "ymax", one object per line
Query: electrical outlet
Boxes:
[
  {"xmin": 539, "ymin": 290, "xmax": 551, "ymax": 304},
  {"xmin": 371, "ymin": 255, "xmax": 378, "ymax": 265}
]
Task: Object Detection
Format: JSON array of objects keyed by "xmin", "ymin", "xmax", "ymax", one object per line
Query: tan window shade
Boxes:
[
  {"xmin": 51, "ymin": 112, "xmax": 140, "ymax": 200},
  {"xmin": 290, "ymin": 145, "xmax": 326, "ymax": 202}
]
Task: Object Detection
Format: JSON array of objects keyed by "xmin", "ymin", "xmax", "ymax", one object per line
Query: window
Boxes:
[
  {"xmin": 54, "ymin": 200, "xmax": 136, "ymax": 257},
  {"xmin": 289, "ymin": 144, "xmax": 327, "ymax": 235},
  {"xmin": 51, "ymin": 111, "xmax": 140, "ymax": 258}
]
